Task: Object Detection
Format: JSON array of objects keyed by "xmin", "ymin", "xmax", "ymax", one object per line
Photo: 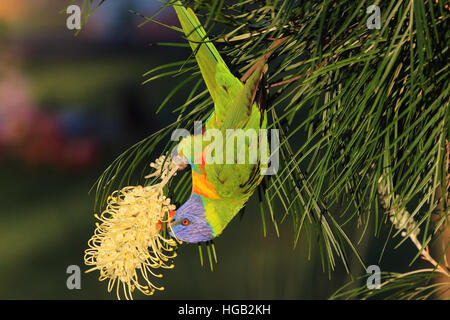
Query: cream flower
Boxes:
[{"xmin": 84, "ymin": 155, "xmax": 180, "ymax": 299}]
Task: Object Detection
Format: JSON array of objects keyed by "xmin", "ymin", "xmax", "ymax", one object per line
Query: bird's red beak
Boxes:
[{"xmin": 157, "ymin": 210, "xmax": 176, "ymax": 232}]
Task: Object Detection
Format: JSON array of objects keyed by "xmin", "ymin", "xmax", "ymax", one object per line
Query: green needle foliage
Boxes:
[
  {"xmin": 331, "ymin": 269, "xmax": 450, "ymax": 300},
  {"xmin": 75, "ymin": 0, "xmax": 449, "ymax": 298}
]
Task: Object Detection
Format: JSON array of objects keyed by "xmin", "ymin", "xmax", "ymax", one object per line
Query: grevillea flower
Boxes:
[{"xmin": 84, "ymin": 155, "xmax": 180, "ymax": 299}]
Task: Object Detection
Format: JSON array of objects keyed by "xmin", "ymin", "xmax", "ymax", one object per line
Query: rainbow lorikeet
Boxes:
[{"xmin": 169, "ymin": 1, "xmax": 284, "ymax": 243}]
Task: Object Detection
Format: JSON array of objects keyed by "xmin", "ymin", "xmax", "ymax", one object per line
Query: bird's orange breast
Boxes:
[{"xmin": 192, "ymin": 169, "xmax": 221, "ymax": 199}]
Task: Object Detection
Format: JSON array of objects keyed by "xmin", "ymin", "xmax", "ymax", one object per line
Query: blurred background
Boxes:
[{"xmin": 0, "ymin": 0, "xmax": 426, "ymax": 299}]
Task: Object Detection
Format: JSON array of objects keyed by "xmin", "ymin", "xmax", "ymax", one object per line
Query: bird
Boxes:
[{"xmin": 169, "ymin": 1, "xmax": 286, "ymax": 243}]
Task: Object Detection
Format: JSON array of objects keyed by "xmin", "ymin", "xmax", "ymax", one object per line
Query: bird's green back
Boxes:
[{"xmin": 173, "ymin": 1, "xmax": 269, "ymax": 237}]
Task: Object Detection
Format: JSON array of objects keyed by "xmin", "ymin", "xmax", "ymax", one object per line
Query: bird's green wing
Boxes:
[{"xmin": 173, "ymin": 1, "xmax": 243, "ymax": 126}]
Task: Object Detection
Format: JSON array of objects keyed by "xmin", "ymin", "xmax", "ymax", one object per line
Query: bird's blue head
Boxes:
[{"xmin": 170, "ymin": 193, "xmax": 214, "ymax": 243}]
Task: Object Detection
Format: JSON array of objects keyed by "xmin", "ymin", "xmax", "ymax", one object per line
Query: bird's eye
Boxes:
[{"xmin": 181, "ymin": 218, "xmax": 190, "ymax": 226}]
